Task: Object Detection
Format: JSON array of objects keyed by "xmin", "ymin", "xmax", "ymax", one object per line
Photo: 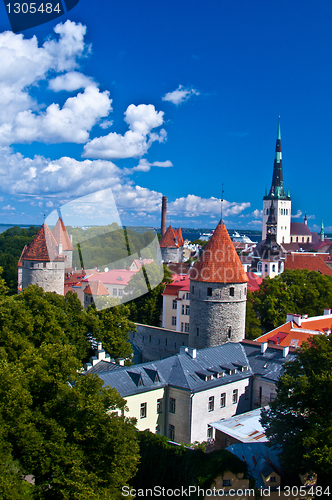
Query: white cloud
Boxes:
[
  {"xmin": 292, "ymin": 210, "xmax": 302, "ymax": 219},
  {"xmin": 130, "ymin": 158, "xmax": 173, "ymax": 173},
  {"xmin": 2, "ymin": 204, "xmax": 15, "ymax": 210},
  {"xmin": 99, "ymin": 120, "xmax": 114, "ymax": 129},
  {"xmin": 162, "ymin": 85, "xmax": 200, "ymax": 105},
  {"xmin": 168, "ymin": 195, "xmax": 250, "ymax": 217},
  {"xmin": 49, "ymin": 71, "xmax": 94, "ymax": 91},
  {"xmin": 83, "ymin": 104, "xmax": 166, "ymax": 159},
  {"xmin": 252, "ymin": 209, "xmax": 262, "ymax": 218}
]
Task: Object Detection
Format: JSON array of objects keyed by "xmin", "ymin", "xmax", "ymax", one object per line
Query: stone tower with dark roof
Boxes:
[
  {"xmin": 21, "ymin": 223, "xmax": 66, "ymax": 295},
  {"xmin": 188, "ymin": 221, "xmax": 248, "ymax": 349},
  {"xmin": 262, "ymin": 118, "xmax": 291, "ymax": 244}
]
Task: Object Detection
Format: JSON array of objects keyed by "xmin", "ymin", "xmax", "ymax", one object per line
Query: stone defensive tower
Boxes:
[
  {"xmin": 159, "ymin": 225, "xmax": 184, "ymax": 263},
  {"xmin": 52, "ymin": 216, "xmax": 74, "ymax": 269},
  {"xmin": 188, "ymin": 221, "xmax": 248, "ymax": 349},
  {"xmin": 21, "ymin": 223, "xmax": 66, "ymax": 295}
]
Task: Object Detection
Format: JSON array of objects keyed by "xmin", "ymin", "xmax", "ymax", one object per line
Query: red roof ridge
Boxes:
[
  {"xmin": 18, "ymin": 244, "xmax": 28, "ymax": 267},
  {"xmin": 190, "ymin": 222, "xmax": 248, "ymax": 283},
  {"xmin": 159, "ymin": 225, "xmax": 178, "ymax": 248},
  {"xmin": 22, "ymin": 223, "xmax": 65, "ymax": 262},
  {"xmin": 83, "ymin": 280, "xmax": 110, "ymax": 296}
]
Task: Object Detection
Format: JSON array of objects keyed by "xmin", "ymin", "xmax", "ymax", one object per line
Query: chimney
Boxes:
[
  {"xmin": 324, "ymin": 308, "xmax": 331, "ymax": 315},
  {"xmin": 118, "ymin": 358, "xmax": 125, "ymax": 366},
  {"xmin": 161, "ymin": 196, "xmax": 167, "ymax": 236},
  {"xmin": 283, "ymin": 346, "xmax": 289, "ymax": 358},
  {"xmin": 58, "ymin": 243, "xmax": 63, "ymax": 255},
  {"xmin": 286, "ymin": 313, "xmax": 301, "ymax": 327},
  {"xmin": 180, "ymin": 346, "xmax": 188, "ymax": 355},
  {"xmin": 187, "ymin": 347, "xmax": 197, "ymax": 359},
  {"xmin": 261, "ymin": 342, "xmax": 268, "ymax": 354}
]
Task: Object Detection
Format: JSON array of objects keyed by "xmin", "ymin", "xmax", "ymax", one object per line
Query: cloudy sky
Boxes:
[{"xmin": 0, "ymin": 0, "xmax": 331, "ymax": 231}]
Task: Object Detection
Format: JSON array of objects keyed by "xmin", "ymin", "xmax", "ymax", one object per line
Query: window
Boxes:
[
  {"xmin": 172, "ymin": 300, "xmax": 177, "ymax": 309},
  {"xmin": 182, "ymin": 304, "xmax": 185, "ymax": 315},
  {"xmin": 207, "ymin": 287, "xmax": 212, "ymax": 296},
  {"xmin": 272, "ymin": 264, "xmax": 275, "ymax": 272},
  {"xmin": 222, "ymin": 479, "xmax": 231, "ymax": 487},
  {"xmin": 185, "ymin": 305, "xmax": 190, "ymax": 315},
  {"xmin": 191, "ymin": 285, "xmax": 194, "ymax": 294},
  {"xmin": 229, "ymin": 287, "xmax": 234, "ymax": 297},
  {"xmin": 169, "ymin": 424, "xmax": 175, "ymax": 441},
  {"xmin": 169, "ymin": 398, "xmax": 176, "ymax": 413},
  {"xmin": 257, "ymin": 262, "xmax": 262, "ymax": 272},
  {"xmin": 113, "ymin": 288, "xmax": 117, "ymax": 296},
  {"xmin": 232, "ymin": 389, "xmax": 238, "ymax": 404},
  {"xmin": 157, "ymin": 399, "xmax": 163, "ymax": 413},
  {"xmin": 270, "ymin": 476, "xmax": 277, "ymax": 483},
  {"xmin": 119, "ymin": 289, "xmax": 123, "ymax": 297},
  {"xmin": 207, "ymin": 425, "xmax": 213, "ymax": 439},
  {"xmin": 185, "ymin": 323, "xmax": 190, "ymax": 333},
  {"xmin": 140, "ymin": 403, "xmax": 147, "ymax": 418},
  {"xmin": 196, "ymin": 327, "xmax": 199, "ymax": 337},
  {"xmin": 149, "ymin": 335, "xmax": 151, "ymax": 343},
  {"xmin": 172, "ymin": 316, "xmax": 176, "ymax": 326},
  {"xmin": 245, "ymin": 386, "xmax": 249, "ymax": 400},
  {"xmin": 220, "ymin": 393, "xmax": 226, "ymax": 408},
  {"xmin": 302, "ymin": 237, "xmax": 304, "ymax": 242},
  {"xmin": 181, "ymin": 322, "xmax": 184, "ymax": 332},
  {"xmin": 264, "ymin": 264, "xmax": 268, "ymax": 272},
  {"xmin": 228, "ymin": 327, "xmax": 232, "ymax": 339},
  {"xmin": 208, "ymin": 396, "xmax": 214, "ymax": 412},
  {"xmin": 43, "ymin": 262, "xmax": 46, "ymax": 268},
  {"xmin": 186, "ymin": 293, "xmax": 190, "ymax": 299}
]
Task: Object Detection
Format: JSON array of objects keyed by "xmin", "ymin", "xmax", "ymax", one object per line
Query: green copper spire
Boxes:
[
  {"xmin": 277, "ymin": 116, "xmax": 281, "ymax": 140},
  {"xmin": 320, "ymin": 221, "xmax": 324, "ymax": 242}
]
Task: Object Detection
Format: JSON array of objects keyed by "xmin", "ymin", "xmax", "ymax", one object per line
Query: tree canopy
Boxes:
[
  {"xmin": 261, "ymin": 334, "xmax": 332, "ymax": 490},
  {"xmin": 0, "ymin": 282, "xmax": 139, "ymax": 497},
  {"xmin": 252, "ymin": 269, "xmax": 332, "ymax": 332}
]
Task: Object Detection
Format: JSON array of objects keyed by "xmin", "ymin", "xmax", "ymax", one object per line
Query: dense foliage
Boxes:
[
  {"xmin": 67, "ymin": 224, "xmax": 157, "ymax": 271},
  {"xmin": 0, "ymin": 226, "xmax": 39, "ymax": 294},
  {"xmin": 131, "ymin": 431, "xmax": 248, "ymax": 497},
  {"xmin": 0, "ymin": 283, "xmax": 139, "ymax": 498},
  {"xmin": 245, "ymin": 290, "xmax": 262, "ymax": 339},
  {"xmin": 261, "ymin": 334, "xmax": 332, "ymax": 490},
  {"xmin": 249, "ymin": 269, "xmax": 332, "ymax": 333},
  {"xmin": 126, "ymin": 263, "xmax": 172, "ymax": 326}
]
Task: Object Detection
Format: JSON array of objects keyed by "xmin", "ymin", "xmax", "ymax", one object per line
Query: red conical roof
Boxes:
[
  {"xmin": 52, "ymin": 217, "xmax": 74, "ymax": 251},
  {"xmin": 190, "ymin": 222, "xmax": 248, "ymax": 283},
  {"xmin": 17, "ymin": 245, "xmax": 27, "ymax": 267},
  {"xmin": 83, "ymin": 281, "xmax": 110, "ymax": 296},
  {"xmin": 159, "ymin": 225, "xmax": 178, "ymax": 248},
  {"xmin": 176, "ymin": 227, "xmax": 184, "ymax": 247},
  {"xmin": 22, "ymin": 223, "xmax": 65, "ymax": 262}
]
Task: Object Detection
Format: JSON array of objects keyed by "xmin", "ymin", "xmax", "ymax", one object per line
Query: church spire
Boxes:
[{"xmin": 264, "ymin": 117, "xmax": 290, "ymax": 201}]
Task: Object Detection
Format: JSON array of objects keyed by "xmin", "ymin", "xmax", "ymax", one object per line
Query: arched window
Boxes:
[
  {"xmin": 272, "ymin": 264, "xmax": 276, "ymax": 272},
  {"xmin": 257, "ymin": 262, "xmax": 262, "ymax": 272},
  {"xmin": 229, "ymin": 287, "xmax": 234, "ymax": 297}
]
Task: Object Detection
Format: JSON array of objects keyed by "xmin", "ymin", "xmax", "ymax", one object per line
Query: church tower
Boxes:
[
  {"xmin": 262, "ymin": 118, "xmax": 291, "ymax": 244},
  {"xmin": 188, "ymin": 221, "xmax": 248, "ymax": 349}
]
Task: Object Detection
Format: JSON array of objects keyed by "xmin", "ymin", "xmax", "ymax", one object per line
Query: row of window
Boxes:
[
  {"xmin": 112, "ymin": 288, "xmax": 123, "ymax": 297},
  {"xmin": 190, "ymin": 286, "xmax": 246, "ymax": 298},
  {"xmin": 208, "ymin": 390, "xmax": 238, "ymax": 411},
  {"xmin": 290, "ymin": 236, "xmax": 310, "ymax": 243},
  {"xmin": 172, "ymin": 302, "xmax": 190, "ymax": 315},
  {"xmin": 265, "ymin": 208, "xmax": 289, "ymax": 216},
  {"xmin": 140, "ymin": 397, "xmax": 175, "ymax": 418}
]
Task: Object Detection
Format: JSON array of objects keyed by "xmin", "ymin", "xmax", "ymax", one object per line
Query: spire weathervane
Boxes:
[{"xmin": 220, "ymin": 183, "xmax": 224, "ymax": 222}]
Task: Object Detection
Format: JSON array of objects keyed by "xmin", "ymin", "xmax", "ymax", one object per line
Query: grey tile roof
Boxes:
[
  {"xmin": 87, "ymin": 343, "xmax": 253, "ymax": 397},
  {"xmin": 242, "ymin": 341, "xmax": 296, "ymax": 382}
]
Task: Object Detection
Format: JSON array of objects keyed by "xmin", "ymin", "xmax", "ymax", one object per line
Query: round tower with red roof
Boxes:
[
  {"xmin": 188, "ymin": 221, "xmax": 248, "ymax": 348},
  {"xmin": 21, "ymin": 223, "xmax": 66, "ymax": 295},
  {"xmin": 159, "ymin": 225, "xmax": 184, "ymax": 263}
]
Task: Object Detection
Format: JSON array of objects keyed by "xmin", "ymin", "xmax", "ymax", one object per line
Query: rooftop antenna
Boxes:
[{"xmin": 220, "ymin": 183, "xmax": 224, "ymax": 222}]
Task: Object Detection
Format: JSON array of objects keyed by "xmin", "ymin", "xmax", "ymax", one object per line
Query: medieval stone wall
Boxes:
[
  {"xmin": 161, "ymin": 246, "xmax": 183, "ymax": 263},
  {"xmin": 130, "ymin": 323, "xmax": 189, "ymax": 362},
  {"xmin": 188, "ymin": 280, "xmax": 247, "ymax": 349}
]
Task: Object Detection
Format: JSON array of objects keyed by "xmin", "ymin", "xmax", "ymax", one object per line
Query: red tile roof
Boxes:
[
  {"xmin": 176, "ymin": 227, "xmax": 184, "ymax": 247},
  {"xmin": 52, "ymin": 217, "xmax": 74, "ymax": 251},
  {"xmin": 83, "ymin": 280, "xmax": 110, "ymax": 296},
  {"xmin": 246, "ymin": 272, "xmax": 262, "ymax": 292},
  {"xmin": 83, "ymin": 268, "xmax": 136, "ymax": 286},
  {"xmin": 22, "ymin": 223, "xmax": 65, "ymax": 262},
  {"xmin": 290, "ymin": 222, "xmax": 312, "ymax": 236},
  {"xmin": 190, "ymin": 222, "xmax": 248, "ymax": 283},
  {"xmin": 255, "ymin": 313, "xmax": 332, "ymax": 347},
  {"xmin": 159, "ymin": 225, "xmax": 179, "ymax": 248},
  {"xmin": 162, "ymin": 275, "xmax": 190, "ymax": 296},
  {"xmin": 284, "ymin": 253, "xmax": 332, "ymax": 276},
  {"xmin": 17, "ymin": 245, "xmax": 27, "ymax": 267}
]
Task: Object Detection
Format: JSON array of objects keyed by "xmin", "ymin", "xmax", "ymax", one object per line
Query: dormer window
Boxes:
[{"xmin": 207, "ymin": 287, "xmax": 212, "ymax": 296}]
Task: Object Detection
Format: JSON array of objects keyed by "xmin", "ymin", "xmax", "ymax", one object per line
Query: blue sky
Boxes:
[{"xmin": 0, "ymin": 0, "xmax": 331, "ymax": 231}]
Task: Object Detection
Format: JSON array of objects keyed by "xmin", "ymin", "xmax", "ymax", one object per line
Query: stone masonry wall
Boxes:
[
  {"xmin": 22, "ymin": 260, "xmax": 65, "ymax": 295},
  {"xmin": 188, "ymin": 280, "xmax": 247, "ymax": 349},
  {"xmin": 161, "ymin": 247, "xmax": 182, "ymax": 263},
  {"xmin": 130, "ymin": 323, "xmax": 189, "ymax": 362}
]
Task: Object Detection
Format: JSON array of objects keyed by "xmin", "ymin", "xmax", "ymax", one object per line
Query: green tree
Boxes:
[
  {"xmin": 261, "ymin": 334, "xmax": 332, "ymax": 491},
  {"xmin": 126, "ymin": 264, "xmax": 172, "ymax": 326},
  {"xmin": 245, "ymin": 290, "xmax": 262, "ymax": 339},
  {"xmin": 253, "ymin": 269, "xmax": 332, "ymax": 332}
]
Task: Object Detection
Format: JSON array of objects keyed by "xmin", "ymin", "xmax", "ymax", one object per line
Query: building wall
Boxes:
[
  {"xmin": 165, "ymin": 387, "xmax": 192, "ymax": 444},
  {"xmin": 252, "ymin": 376, "xmax": 277, "ymax": 407},
  {"xmin": 130, "ymin": 324, "xmax": 189, "ymax": 362},
  {"xmin": 161, "ymin": 246, "xmax": 183, "ymax": 263},
  {"xmin": 162, "ymin": 291, "xmax": 190, "ymax": 332},
  {"xmin": 262, "ymin": 199, "xmax": 291, "ymax": 244},
  {"xmin": 124, "ymin": 388, "xmax": 166, "ymax": 433},
  {"xmin": 190, "ymin": 378, "xmax": 251, "ymax": 443},
  {"xmin": 22, "ymin": 260, "xmax": 65, "ymax": 295},
  {"xmin": 188, "ymin": 281, "xmax": 247, "ymax": 349},
  {"xmin": 62, "ymin": 249, "xmax": 73, "ymax": 269}
]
